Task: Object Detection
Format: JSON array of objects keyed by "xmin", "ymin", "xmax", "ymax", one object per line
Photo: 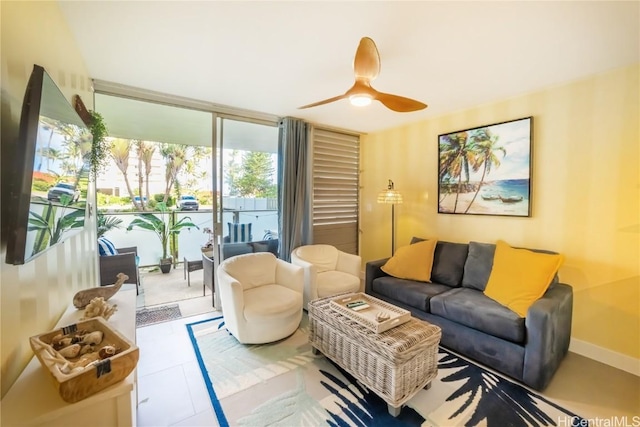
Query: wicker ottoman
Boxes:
[{"xmin": 308, "ymin": 293, "xmax": 442, "ymax": 416}]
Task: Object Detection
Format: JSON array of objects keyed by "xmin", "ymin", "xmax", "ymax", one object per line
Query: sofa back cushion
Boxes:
[
  {"xmin": 462, "ymin": 241, "xmax": 496, "ymax": 291},
  {"xmin": 411, "ymin": 237, "xmax": 468, "ymax": 287}
]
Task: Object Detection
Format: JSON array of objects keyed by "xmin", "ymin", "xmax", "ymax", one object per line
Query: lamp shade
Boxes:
[{"xmin": 377, "ymin": 180, "xmax": 403, "ymax": 204}]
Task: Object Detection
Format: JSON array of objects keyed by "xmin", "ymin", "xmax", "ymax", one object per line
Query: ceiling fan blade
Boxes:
[
  {"xmin": 353, "ymin": 37, "xmax": 380, "ymax": 81},
  {"xmin": 298, "ymin": 94, "xmax": 347, "ymax": 109},
  {"xmin": 375, "ymin": 91, "xmax": 427, "ymax": 112}
]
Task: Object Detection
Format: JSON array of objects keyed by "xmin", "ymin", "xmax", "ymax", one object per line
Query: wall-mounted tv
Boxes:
[{"xmin": 5, "ymin": 65, "xmax": 91, "ymax": 265}]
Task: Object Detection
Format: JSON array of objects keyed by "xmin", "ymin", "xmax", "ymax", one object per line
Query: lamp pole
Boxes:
[
  {"xmin": 391, "ymin": 202, "xmax": 396, "ymax": 255},
  {"xmin": 377, "ymin": 179, "xmax": 402, "ymax": 256}
]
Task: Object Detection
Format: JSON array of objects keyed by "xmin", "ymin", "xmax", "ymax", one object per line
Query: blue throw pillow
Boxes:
[
  {"xmin": 98, "ymin": 237, "xmax": 118, "ymax": 256},
  {"xmin": 228, "ymin": 223, "xmax": 252, "ymax": 243}
]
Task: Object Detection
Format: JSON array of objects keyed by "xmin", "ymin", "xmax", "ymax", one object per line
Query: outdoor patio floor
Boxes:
[{"xmin": 136, "ymin": 263, "xmax": 216, "ymax": 319}]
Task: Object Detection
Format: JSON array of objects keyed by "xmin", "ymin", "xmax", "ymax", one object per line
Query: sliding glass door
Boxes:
[
  {"xmin": 216, "ymin": 117, "xmax": 279, "ymax": 250},
  {"xmin": 93, "ymin": 90, "xmax": 279, "ymax": 310}
]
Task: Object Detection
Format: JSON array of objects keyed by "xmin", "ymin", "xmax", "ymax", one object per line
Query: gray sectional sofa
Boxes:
[
  {"xmin": 365, "ymin": 238, "xmax": 573, "ymax": 390},
  {"xmin": 221, "ymin": 238, "xmax": 279, "ymax": 260}
]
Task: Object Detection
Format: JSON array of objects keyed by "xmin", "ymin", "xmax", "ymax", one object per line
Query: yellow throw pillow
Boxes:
[
  {"xmin": 484, "ymin": 240, "xmax": 564, "ymax": 317},
  {"xmin": 381, "ymin": 239, "xmax": 437, "ymax": 282}
]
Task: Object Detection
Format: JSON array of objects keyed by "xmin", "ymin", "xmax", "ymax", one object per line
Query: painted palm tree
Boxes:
[
  {"xmin": 439, "ymin": 131, "xmax": 477, "ymax": 212},
  {"xmin": 110, "ymin": 138, "xmax": 138, "ymax": 210},
  {"xmin": 463, "ymin": 128, "xmax": 506, "ymax": 213}
]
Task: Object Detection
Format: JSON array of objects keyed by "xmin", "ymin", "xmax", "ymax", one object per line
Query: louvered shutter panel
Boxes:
[{"xmin": 312, "ymin": 128, "xmax": 360, "ymax": 254}]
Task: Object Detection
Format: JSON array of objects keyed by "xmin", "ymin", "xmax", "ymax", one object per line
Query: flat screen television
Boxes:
[{"xmin": 5, "ymin": 65, "xmax": 91, "ymax": 265}]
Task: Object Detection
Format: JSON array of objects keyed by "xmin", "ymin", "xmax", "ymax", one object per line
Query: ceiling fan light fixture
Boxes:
[{"xmin": 349, "ymin": 94, "xmax": 372, "ymax": 107}]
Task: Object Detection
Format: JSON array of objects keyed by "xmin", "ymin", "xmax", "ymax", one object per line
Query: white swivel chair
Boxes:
[
  {"xmin": 291, "ymin": 244, "xmax": 362, "ymax": 309},
  {"xmin": 217, "ymin": 252, "xmax": 303, "ymax": 344}
]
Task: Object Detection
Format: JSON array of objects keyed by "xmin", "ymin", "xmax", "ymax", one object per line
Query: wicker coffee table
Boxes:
[{"xmin": 308, "ymin": 293, "xmax": 442, "ymax": 416}]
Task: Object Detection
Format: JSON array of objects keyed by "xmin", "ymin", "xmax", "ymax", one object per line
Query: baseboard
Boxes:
[{"xmin": 569, "ymin": 338, "xmax": 640, "ymax": 377}]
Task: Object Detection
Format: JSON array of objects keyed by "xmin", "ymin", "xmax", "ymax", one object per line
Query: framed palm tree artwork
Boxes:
[{"xmin": 438, "ymin": 117, "xmax": 532, "ymax": 217}]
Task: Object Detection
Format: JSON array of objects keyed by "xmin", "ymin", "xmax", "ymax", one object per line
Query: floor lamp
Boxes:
[{"xmin": 377, "ymin": 179, "xmax": 403, "ymax": 255}]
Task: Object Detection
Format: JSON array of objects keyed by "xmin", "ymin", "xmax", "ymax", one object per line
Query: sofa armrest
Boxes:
[
  {"xmin": 275, "ymin": 259, "xmax": 304, "ymax": 294},
  {"xmin": 216, "ymin": 268, "xmax": 245, "ymax": 337},
  {"xmin": 336, "ymin": 251, "xmax": 361, "ymax": 278},
  {"xmin": 116, "ymin": 246, "xmax": 138, "ymax": 255},
  {"xmin": 365, "ymin": 258, "xmax": 390, "ymax": 294},
  {"xmin": 291, "ymin": 252, "xmax": 318, "ymax": 308},
  {"xmin": 523, "ymin": 282, "xmax": 573, "ymax": 390}
]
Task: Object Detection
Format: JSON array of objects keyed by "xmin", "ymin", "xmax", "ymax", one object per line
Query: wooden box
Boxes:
[{"xmin": 29, "ymin": 316, "xmax": 139, "ymax": 403}]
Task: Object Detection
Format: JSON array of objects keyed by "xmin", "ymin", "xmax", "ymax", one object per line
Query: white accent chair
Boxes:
[
  {"xmin": 217, "ymin": 252, "xmax": 303, "ymax": 344},
  {"xmin": 290, "ymin": 244, "xmax": 362, "ymax": 309}
]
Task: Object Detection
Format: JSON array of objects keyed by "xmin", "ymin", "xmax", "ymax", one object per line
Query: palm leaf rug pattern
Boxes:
[{"xmin": 186, "ymin": 317, "xmax": 584, "ymax": 427}]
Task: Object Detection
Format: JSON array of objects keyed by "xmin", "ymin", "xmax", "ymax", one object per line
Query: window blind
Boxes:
[{"xmin": 312, "ymin": 128, "xmax": 360, "ymax": 254}]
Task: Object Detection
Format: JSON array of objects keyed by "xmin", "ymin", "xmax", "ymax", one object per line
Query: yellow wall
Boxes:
[
  {"xmin": 1, "ymin": 1, "xmax": 98, "ymax": 397},
  {"xmin": 360, "ymin": 64, "xmax": 640, "ymax": 359}
]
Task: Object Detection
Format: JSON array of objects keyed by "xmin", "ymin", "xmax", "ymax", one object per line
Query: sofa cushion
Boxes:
[
  {"xmin": 412, "ymin": 237, "xmax": 468, "ymax": 287},
  {"xmin": 381, "ymin": 239, "xmax": 437, "ymax": 282},
  {"xmin": 484, "ymin": 240, "xmax": 564, "ymax": 317},
  {"xmin": 244, "ymin": 284, "xmax": 302, "ymax": 321},
  {"xmin": 371, "ymin": 276, "xmax": 452, "ymax": 312},
  {"xmin": 462, "ymin": 241, "xmax": 496, "ymax": 291},
  {"xmin": 430, "ymin": 287, "xmax": 526, "ymax": 343}
]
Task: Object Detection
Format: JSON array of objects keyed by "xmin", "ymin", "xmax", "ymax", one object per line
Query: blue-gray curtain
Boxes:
[{"xmin": 277, "ymin": 117, "xmax": 309, "ymax": 261}]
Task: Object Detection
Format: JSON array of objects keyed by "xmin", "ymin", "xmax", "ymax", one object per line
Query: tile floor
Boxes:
[
  {"xmin": 135, "ymin": 297, "xmax": 640, "ymax": 426},
  {"xmin": 136, "ymin": 299, "xmax": 221, "ymax": 427}
]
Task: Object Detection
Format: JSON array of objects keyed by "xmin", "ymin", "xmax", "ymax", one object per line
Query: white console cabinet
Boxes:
[{"xmin": 1, "ymin": 286, "xmax": 137, "ymax": 427}]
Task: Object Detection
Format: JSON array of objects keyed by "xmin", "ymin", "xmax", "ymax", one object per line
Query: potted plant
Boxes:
[
  {"xmin": 202, "ymin": 227, "xmax": 214, "ymax": 252},
  {"xmin": 126, "ymin": 202, "xmax": 199, "ymax": 273}
]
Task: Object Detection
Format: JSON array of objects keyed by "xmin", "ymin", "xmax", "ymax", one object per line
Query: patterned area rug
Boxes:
[
  {"xmin": 136, "ymin": 304, "xmax": 182, "ymax": 327},
  {"xmin": 187, "ymin": 316, "xmax": 584, "ymax": 426}
]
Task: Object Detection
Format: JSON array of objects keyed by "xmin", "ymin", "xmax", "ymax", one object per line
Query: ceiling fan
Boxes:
[{"xmin": 299, "ymin": 37, "xmax": 427, "ymax": 112}]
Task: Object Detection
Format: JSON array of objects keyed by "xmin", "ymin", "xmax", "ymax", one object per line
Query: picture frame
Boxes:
[{"xmin": 438, "ymin": 116, "xmax": 532, "ymax": 217}]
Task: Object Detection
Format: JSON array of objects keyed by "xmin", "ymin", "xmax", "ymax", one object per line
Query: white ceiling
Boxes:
[{"xmin": 59, "ymin": 1, "xmax": 639, "ymax": 134}]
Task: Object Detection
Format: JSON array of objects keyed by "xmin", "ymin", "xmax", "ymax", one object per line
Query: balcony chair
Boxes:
[
  {"xmin": 217, "ymin": 252, "xmax": 303, "ymax": 344},
  {"xmin": 291, "ymin": 244, "xmax": 362, "ymax": 309},
  {"xmin": 99, "ymin": 246, "xmax": 140, "ymax": 295}
]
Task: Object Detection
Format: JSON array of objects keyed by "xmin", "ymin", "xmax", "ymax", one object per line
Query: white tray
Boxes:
[{"xmin": 329, "ymin": 293, "xmax": 411, "ymax": 333}]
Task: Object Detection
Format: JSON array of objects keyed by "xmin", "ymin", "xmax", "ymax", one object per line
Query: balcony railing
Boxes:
[{"xmin": 100, "ymin": 207, "xmax": 278, "ymax": 267}]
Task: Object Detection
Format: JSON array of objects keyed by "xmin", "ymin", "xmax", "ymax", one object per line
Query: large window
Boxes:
[{"xmin": 217, "ymin": 118, "xmax": 279, "ymax": 243}]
